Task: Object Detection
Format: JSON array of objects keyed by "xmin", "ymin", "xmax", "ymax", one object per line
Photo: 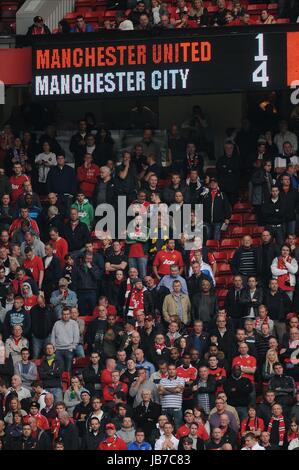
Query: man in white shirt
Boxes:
[
  {"xmin": 154, "ymin": 422, "xmax": 179, "ymax": 450},
  {"xmin": 241, "ymin": 432, "xmax": 265, "ymax": 450},
  {"xmin": 274, "ymin": 120, "xmax": 298, "ymax": 154}
]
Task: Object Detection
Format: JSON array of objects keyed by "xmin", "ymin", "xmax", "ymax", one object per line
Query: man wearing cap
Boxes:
[
  {"xmin": 50, "ymin": 277, "xmax": 78, "ymax": 320},
  {"xmin": 23, "ymin": 401, "xmax": 50, "ymax": 431},
  {"xmin": 202, "ymin": 177, "xmax": 231, "ymax": 241},
  {"xmin": 98, "ymin": 423, "xmax": 127, "ymax": 450},
  {"xmin": 176, "ymin": 409, "xmax": 209, "ymax": 441},
  {"xmin": 26, "ymin": 16, "xmax": 51, "ymax": 35}
]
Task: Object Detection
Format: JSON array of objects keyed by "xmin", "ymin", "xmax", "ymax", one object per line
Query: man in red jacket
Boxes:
[
  {"xmin": 9, "ymin": 207, "xmax": 40, "ymax": 238},
  {"xmin": 102, "ymin": 370, "xmax": 128, "ymax": 405},
  {"xmin": 77, "ymin": 153, "xmax": 100, "ymax": 199},
  {"xmin": 98, "ymin": 423, "xmax": 127, "ymax": 450}
]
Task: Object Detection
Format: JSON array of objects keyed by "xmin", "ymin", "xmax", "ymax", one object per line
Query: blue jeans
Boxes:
[
  {"xmin": 74, "ymin": 344, "xmax": 85, "ymax": 358},
  {"xmin": 128, "ymin": 257, "xmax": 148, "ymax": 279},
  {"xmin": 32, "ymin": 335, "xmax": 51, "ymax": 359},
  {"xmin": 162, "ymin": 408, "xmax": 183, "ymax": 431},
  {"xmin": 55, "ymin": 349, "xmax": 74, "ymax": 373},
  {"xmin": 77, "ymin": 290, "xmax": 97, "ymax": 316},
  {"xmin": 48, "ymin": 387, "xmax": 63, "ymax": 402},
  {"xmin": 204, "ymin": 223, "xmax": 222, "ymax": 241},
  {"xmin": 265, "ymin": 225, "xmax": 285, "ymax": 246}
]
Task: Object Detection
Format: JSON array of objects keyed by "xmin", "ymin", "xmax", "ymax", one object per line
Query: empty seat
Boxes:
[
  {"xmin": 230, "ymin": 226, "xmax": 252, "ymax": 238},
  {"xmin": 268, "ymin": 3, "xmax": 278, "ymax": 10},
  {"xmin": 229, "ymin": 213, "xmax": 243, "ymax": 226},
  {"xmin": 216, "ymin": 288, "xmax": 228, "ymax": 300},
  {"xmin": 217, "ymin": 262, "xmax": 232, "ymax": 275},
  {"xmin": 251, "ymin": 226, "xmax": 264, "ymax": 238},
  {"xmin": 276, "ymin": 18, "xmax": 290, "ymax": 23},
  {"xmin": 206, "ymin": 240, "xmax": 219, "ymax": 250},
  {"xmin": 219, "ymin": 239, "xmax": 240, "ymax": 250},
  {"xmin": 243, "ymin": 213, "xmax": 257, "ymax": 225},
  {"xmin": 213, "ymin": 252, "xmax": 227, "ymax": 262},
  {"xmin": 233, "ymin": 202, "xmax": 252, "ymax": 213},
  {"xmin": 215, "ymin": 276, "xmax": 227, "ymax": 288}
]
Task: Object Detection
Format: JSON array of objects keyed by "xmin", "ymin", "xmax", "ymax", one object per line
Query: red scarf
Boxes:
[
  {"xmin": 128, "ymin": 287, "xmax": 145, "ymax": 316},
  {"xmin": 277, "ymin": 256, "xmax": 293, "ymax": 291},
  {"xmin": 267, "ymin": 415, "xmax": 285, "ymax": 446}
]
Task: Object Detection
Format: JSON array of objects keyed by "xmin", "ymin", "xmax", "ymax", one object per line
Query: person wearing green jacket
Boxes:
[{"xmin": 71, "ymin": 193, "xmax": 94, "ymax": 230}]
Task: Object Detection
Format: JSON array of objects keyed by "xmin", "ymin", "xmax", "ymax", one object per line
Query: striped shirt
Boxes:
[
  {"xmin": 160, "ymin": 376, "xmax": 185, "ymax": 409},
  {"xmin": 239, "ymin": 249, "xmax": 256, "ymax": 276}
]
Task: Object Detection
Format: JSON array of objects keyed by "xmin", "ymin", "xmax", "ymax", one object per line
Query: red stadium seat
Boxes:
[
  {"xmin": 217, "ymin": 262, "xmax": 232, "ymax": 275},
  {"xmin": 213, "ymin": 251, "xmax": 228, "ymax": 262},
  {"xmin": 76, "ymin": 6, "xmax": 93, "ymax": 12},
  {"xmin": 276, "ymin": 18, "xmax": 290, "ymax": 23},
  {"xmin": 247, "ymin": 4, "xmax": 267, "ymax": 11},
  {"xmin": 85, "ymin": 11, "xmax": 102, "ymax": 18},
  {"xmin": 216, "ymin": 288, "xmax": 228, "ymax": 301},
  {"xmin": 268, "ymin": 3, "xmax": 278, "ymax": 10},
  {"xmin": 223, "ymin": 250, "xmax": 235, "ymax": 261},
  {"xmin": 233, "ymin": 202, "xmax": 252, "ymax": 213},
  {"xmin": 79, "ymin": 315, "xmax": 94, "ymax": 324},
  {"xmin": 251, "ymin": 226, "xmax": 264, "ymax": 238},
  {"xmin": 219, "ymin": 239, "xmax": 240, "ymax": 250},
  {"xmin": 252, "ymin": 238, "xmax": 261, "ymax": 246},
  {"xmin": 243, "ymin": 213, "xmax": 257, "ymax": 225},
  {"xmin": 65, "ymin": 12, "xmax": 79, "ymax": 20},
  {"xmin": 62, "ymin": 372, "xmax": 71, "ymax": 392},
  {"xmin": 229, "ymin": 213, "xmax": 243, "ymax": 226},
  {"xmin": 215, "ymin": 276, "xmax": 227, "ymax": 288},
  {"xmin": 225, "ymin": 275, "xmax": 234, "ymax": 287},
  {"xmin": 207, "ymin": 5, "xmax": 217, "ymax": 12},
  {"xmin": 206, "ymin": 240, "xmax": 219, "ymax": 250},
  {"xmin": 229, "ymin": 226, "xmax": 252, "ymax": 238}
]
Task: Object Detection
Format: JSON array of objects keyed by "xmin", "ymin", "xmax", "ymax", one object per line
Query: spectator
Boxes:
[
  {"xmin": 274, "ymin": 120, "xmax": 298, "ymax": 155},
  {"xmin": 71, "ymin": 15, "xmax": 93, "ymax": 33},
  {"xmin": 50, "ymin": 307, "xmax": 80, "ymax": 372},
  {"xmin": 26, "ymin": 16, "xmax": 51, "ymax": 35},
  {"xmin": 202, "ymin": 177, "xmax": 231, "ymax": 241}
]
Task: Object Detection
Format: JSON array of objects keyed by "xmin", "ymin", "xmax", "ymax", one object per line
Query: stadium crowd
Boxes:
[
  {"xmin": 0, "ymin": 104, "xmax": 298, "ymax": 451},
  {"xmin": 23, "ymin": 0, "xmax": 299, "ymax": 35}
]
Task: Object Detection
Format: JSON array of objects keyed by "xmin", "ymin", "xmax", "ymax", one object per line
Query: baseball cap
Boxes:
[
  {"xmin": 59, "ymin": 277, "xmax": 68, "ymax": 287},
  {"xmin": 80, "ymin": 390, "xmax": 91, "ymax": 397},
  {"xmin": 30, "ymin": 401, "xmax": 40, "ymax": 409},
  {"xmin": 106, "ymin": 423, "xmax": 116, "ymax": 430},
  {"xmin": 34, "ymin": 16, "xmax": 43, "ymax": 23},
  {"xmin": 184, "ymin": 409, "xmax": 194, "ymax": 415}
]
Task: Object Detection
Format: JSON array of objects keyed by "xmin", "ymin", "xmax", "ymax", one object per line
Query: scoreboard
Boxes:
[{"xmin": 31, "ymin": 30, "xmax": 299, "ymax": 99}]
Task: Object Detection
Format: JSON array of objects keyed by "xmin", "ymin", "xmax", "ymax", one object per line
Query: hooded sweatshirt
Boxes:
[{"xmin": 71, "ymin": 199, "xmax": 94, "ymax": 229}]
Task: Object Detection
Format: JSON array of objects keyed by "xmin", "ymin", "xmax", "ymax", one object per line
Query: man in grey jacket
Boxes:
[
  {"xmin": 50, "ymin": 277, "xmax": 78, "ymax": 319},
  {"xmin": 20, "ymin": 231, "xmax": 46, "ymax": 258},
  {"xmin": 50, "ymin": 306, "xmax": 80, "ymax": 372},
  {"xmin": 14, "ymin": 347, "xmax": 38, "ymax": 391},
  {"xmin": 129, "ymin": 367, "xmax": 160, "ymax": 408}
]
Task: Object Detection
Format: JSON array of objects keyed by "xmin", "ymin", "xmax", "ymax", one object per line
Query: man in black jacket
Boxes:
[
  {"xmin": 93, "ymin": 165, "xmax": 116, "ymax": 207},
  {"xmin": 42, "ymin": 243, "xmax": 62, "ymax": 301},
  {"xmin": 223, "ymin": 365, "xmax": 253, "ymax": 422},
  {"xmin": 209, "ymin": 316, "xmax": 234, "ymax": 360},
  {"xmin": 26, "ymin": 16, "xmax": 51, "ymax": 35},
  {"xmin": 63, "ymin": 208, "xmax": 90, "ymax": 255},
  {"xmin": 82, "ymin": 352, "xmax": 103, "ymax": 396},
  {"xmin": 81, "ymin": 416, "xmax": 104, "ymax": 450},
  {"xmin": 250, "ymin": 160, "xmax": 273, "ymax": 225},
  {"xmin": 216, "ymin": 140, "xmax": 241, "ymax": 205},
  {"xmin": 257, "ymin": 230, "xmax": 280, "ymax": 287},
  {"xmin": 58, "ymin": 411, "xmax": 79, "ymax": 450},
  {"xmin": 202, "ymin": 177, "xmax": 231, "ymax": 241},
  {"xmin": 69, "ymin": 119, "xmax": 88, "ymax": 164},
  {"xmin": 224, "ymin": 275, "xmax": 244, "ymax": 329},
  {"xmin": 46, "ymin": 155, "xmax": 77, "ymax": 214},
  {"xmin": 72, "ymin": 253, "xmax": 100, "ymax": 315},
  {"xmin": 162, "ymin": 172, "xmax": 191, "ymax": 205},
  {"xmin": 186, "ymin": 320, "xmax": 209, "ymax": 359},
  {"xmin": 263, "ymin": 278, "xmax": 292, "ymax": 343},
  {"xmin": 38, "ymin": 343, "xmax": 63, "ymax": 402},
  {"xmin": 191, "ymin": 280, "xmax": 218, "ymax": 329},
  {"xmin": 257, "ymin": 390, "xmax": 277, "ymax": 427},
  {"xmin": 133, "ymin": 389, "xmax": 161, "ymax": 440},
  {"xmin": 268, "ymin": 362, "xmax": 296, "ymax": 413},
  {"xmin": 187, "ymin": 262, "xmax": 210, "ymax": 301},
  {"xmin": 279, "ymin": 174, "xmax": 298, "ymax": 237},
  {"xmin": 260, "ymin": 186, "xmax": 286, "ymax": 246}
]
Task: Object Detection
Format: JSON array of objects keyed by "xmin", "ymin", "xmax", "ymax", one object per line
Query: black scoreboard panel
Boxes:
[{"xmin": 32, "ymin": 31, "xmax": 287, "ymax": 99}]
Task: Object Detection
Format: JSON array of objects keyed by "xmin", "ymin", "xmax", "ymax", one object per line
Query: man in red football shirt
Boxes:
[
  {"xmin": 153, "ymin": 239, "xmax": 184, "ymax": 279},
  {"xmin": 9, "ymin": 207, "xmax": 40, "ymax": 238},
  {"xmin": 23, "ymin": 246, "xmax": 44, "ymax": 290},
  {"xmin": 9, "ymin": 162, "xmax": 30, "ymax": 204},
  {"xmin": 102, "ymin": 370, "xmax": 128, "ymax": 406},
  {"xmin": 176, "ymin": 353, "xmax": 198, "ymax": 407},
  {"xmin": 98, "ymin": 423, "xmax": 127, "ymax": 450},
  {"xmin": 232, "ymin": 342, "xmax": 257, "ymax": 404},
  {"xmin": 49, "ymin": 228, "xmax": 68, "ymax": 268},
  {"xmin": 176, "ymin": 409, "xmax": 209, "ymax": 441}
]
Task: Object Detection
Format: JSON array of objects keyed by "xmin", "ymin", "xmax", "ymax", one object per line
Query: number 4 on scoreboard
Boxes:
[{"xmin": 252, "ymin": 33, "xmax": 269, "ymax": 88}]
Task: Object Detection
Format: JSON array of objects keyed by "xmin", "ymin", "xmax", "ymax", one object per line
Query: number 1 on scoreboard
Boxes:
[{"xmin": 252, "ymin": 33, "xmax": 269, "ymax": 88}]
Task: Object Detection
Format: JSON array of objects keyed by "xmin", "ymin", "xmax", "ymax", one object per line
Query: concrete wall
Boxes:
[{"xmin": 16, "ymin": 0, "xmax": 75, "ymax": 34}]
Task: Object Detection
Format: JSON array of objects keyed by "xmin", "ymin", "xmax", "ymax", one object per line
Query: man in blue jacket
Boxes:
[{"xmin": 127, "ymin": 429, "xmax": 152, "ymax": 450}]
